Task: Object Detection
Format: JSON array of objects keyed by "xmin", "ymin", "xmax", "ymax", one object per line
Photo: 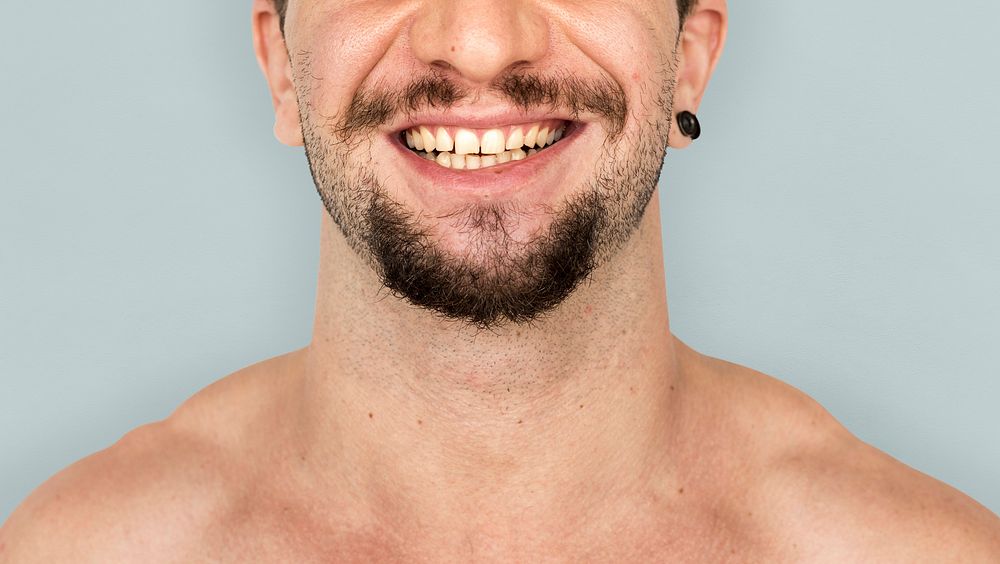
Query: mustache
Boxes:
[{"xmin": 333, "ymin": 70, "xmax": 627, "ymax": 142}]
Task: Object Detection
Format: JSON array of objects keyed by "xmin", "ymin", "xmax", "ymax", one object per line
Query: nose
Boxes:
[{"xmin": 408, "ymin": 0, "xmax": 549, "ymax": 85}]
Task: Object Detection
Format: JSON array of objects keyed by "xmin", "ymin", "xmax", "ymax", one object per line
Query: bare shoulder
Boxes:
[
  {"xmin": 688, "ymin": 346, "xmax": 1000, "ymax": 561},
  {"xmin": 769, "ymin": 435, "xmax": 1000, "ymax": 562},
  {"xmin": 0, "ymin": 349, "xmax": 305, "ymax": 563},
  {"xmin": 0, "ymin": 418, "xmax": 229, "ymax": 563}
]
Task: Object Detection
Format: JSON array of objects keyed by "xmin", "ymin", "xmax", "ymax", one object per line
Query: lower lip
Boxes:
[{"xmin": 388, "ymin": 123, "xmax": 585, "ymax": 198}]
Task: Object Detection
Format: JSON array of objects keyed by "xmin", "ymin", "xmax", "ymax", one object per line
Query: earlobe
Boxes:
[
  {"xmin": 668, "ymin": 68, "xmax": 700, "ymax": 149},
  {"xmin": 273, "ymin": 61, "xmax": 304, "ymax": 147},
  {"xmin": 270, "ymin": 44, "xmax": 304, "ymax": 147},
  {"xmin": 275, "ymin": 103, "xmax": 304, "ymax": 147},
  {"xmin": 252, "ymin": 0, "xmax": 303, "ymax": 147},
  {"xmin": 668, "ymin": 0, "xmax": 727, "ymax": 149}
]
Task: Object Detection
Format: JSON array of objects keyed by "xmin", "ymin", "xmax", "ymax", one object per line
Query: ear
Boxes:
[
  {"xmin": 669, "ymin": 0, "xmax": 728, "ymax": 149},
  {"xmin": 252, "ymin": 0, "xmax": 303, "ymax": 147}
]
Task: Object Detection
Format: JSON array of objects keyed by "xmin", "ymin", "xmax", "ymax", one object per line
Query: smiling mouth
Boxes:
[{"xmin": 399, "ymin": 119, "xmax": 572, "ymax": 170}]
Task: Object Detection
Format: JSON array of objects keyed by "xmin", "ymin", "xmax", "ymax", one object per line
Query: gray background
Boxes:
[{"xmin": 1, "ymin": 1, "xmax": 997, "ymax": 522}]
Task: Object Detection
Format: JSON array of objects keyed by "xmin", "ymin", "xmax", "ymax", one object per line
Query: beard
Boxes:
[{"xmin": 296, "ymin": 61, "xmax": 677, "ymax": 329}]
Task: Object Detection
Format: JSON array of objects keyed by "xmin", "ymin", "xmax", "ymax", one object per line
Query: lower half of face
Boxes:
[{"xmin": 298, "ymin": 62, "xmax": 677, "ymax": 329}]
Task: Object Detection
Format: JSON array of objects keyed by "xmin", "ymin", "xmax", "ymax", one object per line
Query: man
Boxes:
[{"xmin": 2, "ymin": 0, "xmax": 998, "ymax": 560}]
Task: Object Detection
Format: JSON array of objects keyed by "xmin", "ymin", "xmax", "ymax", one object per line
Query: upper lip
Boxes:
[{"xmin": 386, "ymin": 107, "xmax": 580, "ymax": 134}]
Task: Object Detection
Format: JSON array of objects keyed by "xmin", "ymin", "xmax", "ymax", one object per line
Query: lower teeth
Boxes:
[{"xmin": 415, "ymin": 144, "xmax": 550, "ymax": 170}]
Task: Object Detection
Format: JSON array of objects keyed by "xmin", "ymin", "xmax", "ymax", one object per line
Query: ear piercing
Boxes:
[{"xmin": 677, "ymin": 111, "xmax": 701, "ymax": 140}]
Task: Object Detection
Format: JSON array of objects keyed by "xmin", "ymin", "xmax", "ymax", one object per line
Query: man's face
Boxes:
[{"xmin": 279, "ymin": 1, "xmax": 684, "ymax": 327}]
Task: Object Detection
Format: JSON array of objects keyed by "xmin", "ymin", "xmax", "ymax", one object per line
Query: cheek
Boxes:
[
  {"xmin": 550, "ymin": 2, "xmax": 676, "ymax": 119},
  {"xmin": 291, "ymin": 1, "xmax": 420, "ymax": 115}
]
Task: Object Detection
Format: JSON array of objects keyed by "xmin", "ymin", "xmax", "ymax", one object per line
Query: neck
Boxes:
[{"xmin": 296, "ymin": 195, "xmax": 690, "ymax": 543}]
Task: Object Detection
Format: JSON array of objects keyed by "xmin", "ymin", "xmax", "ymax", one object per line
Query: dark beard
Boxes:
[
  {"xmin": 297, "ymin": 64, "xmax": 676, "ymax": 329},
  {"xmin": 365, "ymin": 189, "xmax": 604, "ymax": 328}
]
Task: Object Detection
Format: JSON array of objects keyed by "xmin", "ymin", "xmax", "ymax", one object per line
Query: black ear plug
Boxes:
[{"xmin": 677, "ymin": 111, "xmax": 701, "ymax": 140}]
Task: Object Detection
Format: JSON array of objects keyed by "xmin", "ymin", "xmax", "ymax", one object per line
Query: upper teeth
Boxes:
[{"xmin": 403, "ymin": 120, "xmax": 567, "ymax": 156}]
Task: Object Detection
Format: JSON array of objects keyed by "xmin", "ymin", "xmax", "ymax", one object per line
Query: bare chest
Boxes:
[{"xmin": 188, "ymin": 501, "xmax": 788, "ymax": 563}]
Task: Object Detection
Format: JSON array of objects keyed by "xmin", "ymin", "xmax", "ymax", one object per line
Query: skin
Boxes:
[{"xmin": 3, "ymin": 0, "xmax": 1000, "ymax": 561}]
